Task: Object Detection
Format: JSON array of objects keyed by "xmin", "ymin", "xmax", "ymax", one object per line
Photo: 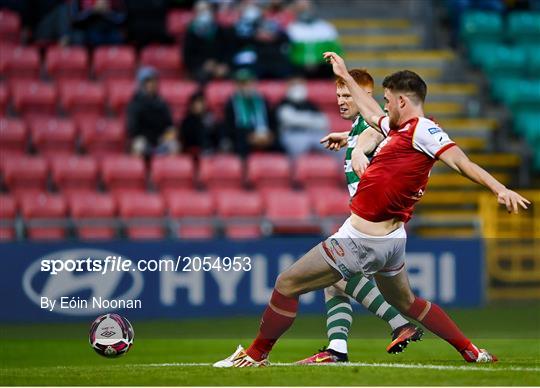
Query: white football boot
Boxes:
[{"xmin": 213, "ymin": 345, "xmax": 269, "ymax": 368}]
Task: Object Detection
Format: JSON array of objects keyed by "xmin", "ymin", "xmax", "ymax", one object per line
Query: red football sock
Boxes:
[
  {"xmin": 246, "ymin": 289, "xmax": 299, "ymax": 361},
  {"xmin": 406, "ymin": 296, "xmax": 471, "ymax": 353}
]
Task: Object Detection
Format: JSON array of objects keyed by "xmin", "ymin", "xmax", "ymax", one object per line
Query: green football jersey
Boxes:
[{"xmin": 344, "ymin": 115, "xmax": 370, "ymax": 197}]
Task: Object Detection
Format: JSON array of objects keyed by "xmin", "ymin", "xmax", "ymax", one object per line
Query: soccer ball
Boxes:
[{"xmin": 89, "ymin": 313, "xmax": 134, "ymax": 358}]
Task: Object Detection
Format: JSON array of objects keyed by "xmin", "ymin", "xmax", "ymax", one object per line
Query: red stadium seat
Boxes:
[
  {"xmin": 294, "ymin": 153, "xmax": 342, "ymax": 189},
  {"xmin": 199, "ymin": 154, "xmax": 244, "ymax": 190},
  {"xmin": 308, "ymin": 80, "xmax": 338, "ymax": 110},
  {"xmin": 101, "ymin": 155, "xmax": 146, "ymax": 195},
  {"xmin": 265, "ymin": 189, "xmax": 319, "ymax": 234},
  {"xmin": 247, "ymin": 153, "xmax": 291, "ymax": 189},
  {"xmin": 0, "ymin": 118, "xmax": 27, "ymax": 155},
  {"xmin": 79, "ymin": 117, "xmax": 125, "ymax": 156},
  {"xmin": 166, "ymin": 190, "xmax": 214, "ymax": 239},
  {"xmin": 309, "ymin": 187, "xmax": 350, "ymax": 233},
  {"xmin": 151, "ymin": 155, "xmax": 194, "ymax": 193},
  {"xmin": 258, "ymin": 81, "xmax": 287, "ymax": 107},
  {"xmin": 3, "ymin": 156, "xmax": 48, "ymax": 194},
  {"xmin": 12, "ymin": 81, "xmax": 57, "ymax": 116},
  {"xmin": 45, "ymin": 46, "xmax": 89, "ymax": 80},
  {"xmin": 70, "ymin": 192, "xmax": 116, "ymax": 240},
  {"xmin": 0, "ymin": 194, "xmax": 17, "ymax": 240},
  {"xmin": 206, "ymin": 80, "xmax": 235, "ymax": 117},
  {"xmin": 216, "ymin": 9, "xmax": 240, "ymax": 27},
  {"xmin": 51, "ymin": 156, "xmax": 98, "ymax": 195},
  {"xmin": 140, "ymin": 45, "xmax": 183, "ymax": 79},
  {"xmin": 326, "ymin": 110, "xmax": 348, "ymax": 133},
  {"xmin": 0, "ymin": 9, "xmax": 21, "ymax": 42},
  {"xmin": 0, "ymin": 83, "xmax": 8, "ymax": 113},
  {"xmin": 21, "ymin": 193, "xmax": 67, "ymax": 240},
  {"xmin": 60, "ymin": 80, "xmax": 105, "ymax": 117},
  {"xmin": 118, "ymin": 192, "xmax": 165, "ymax": 239},
  {"xmin": 29, "ymin": 117, "xmax": 77, "ymax": 158},
  {"xmin": 159, "ymin": 80, "xmax": 197, "ymax": 121},
  {"xmin": 107, "ymin": 79, "xmax": 135, "ymax": 114},
  {"xmin": 216, "ymin": 190, "xmax": 262, "ymax": 239},
  {"xmin": 93, "ymin": 46, "xmax": 136, "ymax": 80},
  {"xmin": 166, "ymin": 10, "xmax": 193, "ymax": 41},
  {"xmin": 0, "ymin": 46, "xmax": 39, "ymax": 80}
]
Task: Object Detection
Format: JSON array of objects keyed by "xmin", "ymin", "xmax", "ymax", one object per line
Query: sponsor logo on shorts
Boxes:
[
  {"xmin": 338, "ymin": 264, "xmax": 353, "ymax": 280},
  {"xmin": 330, "ymin": 239, "xmax": 345, "ymax": 257}
]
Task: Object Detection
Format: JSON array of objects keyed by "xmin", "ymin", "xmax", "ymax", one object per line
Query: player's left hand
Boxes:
[
  {"xmin": 496, "ymin": 189, "xmax": 531, "ymax": 214},
  {"xmin": 323, "ymin": 52, "xmax": 348, "ymax": 79}
]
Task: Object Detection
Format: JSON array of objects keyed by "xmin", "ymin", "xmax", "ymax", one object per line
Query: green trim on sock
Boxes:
[
  {"xmin": 367, "ymin": 294, "xmax": 386, "ymax": 314},
  {"xmin": 382, "ymin": 304, "xmax": 401, "ymax": 321},
  {"xmin": 325, "ymin": 295, "xmax": 350, "ymax": 310},
  {"xmin": 344, "ymin": 275, "xmax": 362, "ymax": 295}
]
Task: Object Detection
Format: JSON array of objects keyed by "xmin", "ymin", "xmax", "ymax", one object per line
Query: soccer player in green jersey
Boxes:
[{"xmin": 296, "ymin": 69, "xmax": 423, "ymax": 364}]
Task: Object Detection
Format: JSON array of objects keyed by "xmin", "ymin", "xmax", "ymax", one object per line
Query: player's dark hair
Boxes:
[
  {"xmin": 382, "ymin": 70, "xmax": 427, "ymax": 103},
  {"xmin": 336, "ymin": 68, "xmax": 374, "ymax": 88}
]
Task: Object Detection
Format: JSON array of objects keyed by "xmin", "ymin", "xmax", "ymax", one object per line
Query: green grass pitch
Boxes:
[{"xmin": 1, "ymin": 303, "xmax": 539, "ymax": 386}]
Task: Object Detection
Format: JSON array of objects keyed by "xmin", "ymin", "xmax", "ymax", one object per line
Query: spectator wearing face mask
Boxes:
[
  {"xmin": 223, "ymin": 69, "xmax": 279, "ymax": 157},
  {"xmin": 276, "ymin": 76, "xmax": 329, "ymax": 157},
  {"xmin": 230, "ymin": 0, "xmax": 263, "ymax": 72},
  {"xmin": 183, "ymin": 0, "xmax": 231, "ymax": 82},
  {"xmin": 286, "ymin": 0, "xmax": 342, "ymax": 78},
  {"xmin": 127, "ymin": 67, "xmax": 179, "ymax": 157}
]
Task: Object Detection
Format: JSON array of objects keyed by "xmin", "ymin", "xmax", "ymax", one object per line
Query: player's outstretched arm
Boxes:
[
  {"xmin": 323, "ymin": 52, "xmax": 385, "ymax": 128},
  {"xmin": 439, "ymin": 146, "xmax": 531, "ymax": 214}
]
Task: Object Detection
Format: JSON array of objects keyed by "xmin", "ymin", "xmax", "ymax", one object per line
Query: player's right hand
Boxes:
[
  {"xmin": 320, "ymin": 132, "xmax": 348, "ymax": 151},
  {"xmin": 323, "ymin": 52, "xmax": 349, "ymax": 79},
  {"xmin": 496, "ymin": 189, "xmax": 531, "ymax": 214}
]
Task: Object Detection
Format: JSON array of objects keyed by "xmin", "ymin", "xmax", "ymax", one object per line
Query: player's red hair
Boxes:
[{"xmin": 335, "ymin": 69, "xmax": 374, "ymax": 88}]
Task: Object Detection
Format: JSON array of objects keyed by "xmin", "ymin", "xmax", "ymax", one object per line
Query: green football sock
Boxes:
[
  {"xmin": 326, "ymin": 295, "xmax": 353, "ymax": 354},
  {"xmin": 345, "ymin": 275, "xmax": 409, "ymax": 331}
]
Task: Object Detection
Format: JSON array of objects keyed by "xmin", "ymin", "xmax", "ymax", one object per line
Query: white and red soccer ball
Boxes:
[{"xmin": 89, "ymin": 313, "xmax": 134, "ymax": 358}]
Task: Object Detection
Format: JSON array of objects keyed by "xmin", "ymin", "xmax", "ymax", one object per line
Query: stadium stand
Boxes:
[
  {"xmin": 70, "ymin": 192, "xmax": 117, "ymax": 240},
  {"xmin": 21, "ymin": 193, "xmax": 67, "ymax": 240},
  {"xmin": 0, "ymin": 1, "xmax": 536, "ymax": 245}
]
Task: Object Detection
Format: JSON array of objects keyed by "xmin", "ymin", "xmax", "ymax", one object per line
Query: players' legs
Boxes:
[
  {"xmin": 324, "ymin": 282, "xmax": 353, "ymax": 355},
  {"xmin": 246, "ymin": 244, "xmax": 342, "ymax": 361},
  {"xmin": 373, "ymin": 270, "xmax": 489, "ymax": 361}
]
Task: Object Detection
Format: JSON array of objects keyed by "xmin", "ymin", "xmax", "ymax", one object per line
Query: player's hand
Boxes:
[
  {"xmin": 323, "ymin": 52, "xmax": 349, "ymax": 79},
  {"xmin": 351, "ymin": 147, "xmax": 369, "ymax": 177},
  {"xmin": 320, "ymin": 132, "xmax": 348, "ymax": 151},
  {"xmin": 496, "ymin": 189, "xmax": 531, "ymax": 214}
]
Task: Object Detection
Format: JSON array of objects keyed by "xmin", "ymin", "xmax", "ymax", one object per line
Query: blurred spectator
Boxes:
[
  {"xmin": 127, "ymin": 67, "xmax": 179, "ymax": 157},
  {"xmin": 124, "ymin": 0, "xmax": 170, "ymax": 47},
  {"xmin": 70, "ymin": 0, "xmax": 126, "ymax": 47},
  {"xmin": 252, "ymin": 19, "xmax": 292, "ymax": 79},
  {"xmin": 229, "ymin": 0, "xmax": 264, "ymax": 71},
  {"xmin": 16, "ymin": 0, "xmax": 71, "ymax": 45},
  {"xmin": 286, "ymin": 0, "xmax": 342, "ymax": 78},
  {"xmin": 264, "ymin": 0, "xmax": 295, "ymax": 28},
  {"xmin": 183, "ymin": 0, "xmax": 231, "ymax": 82},
  {"xmin": 179, "ymin": 91, "xmax": 218, "ymax": 157},
  {"xmin": 275, "ymin": 76, "xmax": 328, "ymax": 157},
  {"xmin": 223, "ymin": 69, "xmax": 279, "ymax": 156}
]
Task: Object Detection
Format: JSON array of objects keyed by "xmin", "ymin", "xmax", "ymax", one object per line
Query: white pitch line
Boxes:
[{"xmin": 131, "ymin": 362, "xmax": 540, "ymax": 373}]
